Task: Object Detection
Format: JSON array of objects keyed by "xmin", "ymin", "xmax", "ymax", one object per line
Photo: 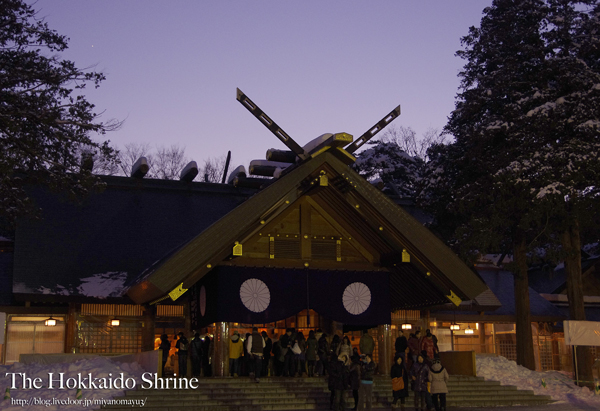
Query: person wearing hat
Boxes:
[
  {"xmin": 229, "ymin": 330, "xmax": 244, "ymax": 377},
  {"xmin": 175, "ymin": 332, "xmax": 189, "ymax": 378},
  {"xmin": 428, "ymin": 358, "xmax": 449, "ymax": 411}
]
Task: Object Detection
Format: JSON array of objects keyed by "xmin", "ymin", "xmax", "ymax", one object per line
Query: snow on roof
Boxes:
[
  {"xmin": 21, "ymin": 272, "xmax": 129, "ymax": 298},
  {"xmin": 248, "ymin": 160, "xmax": 291, "ymax": 169},
  {"xmin": 302, "ymin": 133, "xmax": 333, "ymax": 153},
  {"xmin": 76, "ymin": 272, "xmax": 128, "ymax": 298}
]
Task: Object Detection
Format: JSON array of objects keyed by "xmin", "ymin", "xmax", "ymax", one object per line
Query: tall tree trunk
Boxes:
[
  {"xmin": 514, "ymin": 234, "xmax": 536, "ymax": 370},
  {"xmin": 562, "ymin": 218, "xmax": 593, "ymax": 386}
]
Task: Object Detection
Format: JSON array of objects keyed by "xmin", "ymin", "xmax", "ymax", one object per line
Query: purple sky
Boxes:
[{"xmin": 36, "ymin": 0, "xmax": 492, "ymax": 174}]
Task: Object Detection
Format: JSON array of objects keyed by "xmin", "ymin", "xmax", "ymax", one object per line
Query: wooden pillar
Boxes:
[
  {"xmin": 212, "ymin": 322, "xmax": 230, "ymax": 377},
  {"xmin": 478, "ymin": 323, "xmax": 486, "ymax": 353},
  {"xmin": 377, "ymin": 324, "xmax": 393, "ymax": 376},
  {"xmin": 141, "ymin": 304, "xmax": 156, "ymax": 352},
  {"xmin": 64, "ymin": 303, "xmax": 78, "ymax": 353}
]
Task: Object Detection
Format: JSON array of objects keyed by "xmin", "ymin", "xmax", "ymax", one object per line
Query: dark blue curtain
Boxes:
[{"xmin": 192, "ymin": 266, "xmax": 390, "ymax": 328}]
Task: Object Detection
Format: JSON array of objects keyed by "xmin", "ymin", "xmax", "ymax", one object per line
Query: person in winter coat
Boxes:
[
  {"xmin": 159, "ymin": 334, "xmax": 171, "ymax": 376},
  {"xmin": 272, "ymin": 335, "xmax": 284, "ymax": 376},
  {"xmin": 337, "ymin": 335, "xmax": 352, "ymax": 358},
  {"xmin": 317, "ymin": 332, "xmax": 329, "ymax": 376},
  {"xmin": 228, "ymin": 330, "xmax": 244, "ymax": 376},
  {"xmin": 329, "ymin": 334, "xmax": 341, "ymax": 362},
  {"xmin": 201, "ymin": 335, "xmax": 212, "ymax": 377},
  {"xmin": 294, "ymin": 331, "xmax": 307, "ymax": 376},
  {"xmin": 279, "ymin": 328, "xmax": 294, "ymax": 377},
  {"xmin": 246, "ymin": 327, "xmax": 266, "ymax": 382},
  {"xmin": 391, "ymin": 354, "xmax": 409, "ymax": 410},
  {"xmin": 242, "ymin": 333, "xmax": 252, "ymax": 376},
  {"xmin": 329, "ymin": 354, "xmax": 350, "ymax": 411},
  {"xmin": 410, "ymin": 354, "xmax": 430, "ymax": 411},
  {"xmin": 420, "ymin": 329, "xmax": 437, "ymax": 360},
  {"xmin": 395, "ymin": 330, "xmax": 408, "ymax": 362},
  {"xmin": 359, "ymin": 330, "xmax": 375, "ymax": 357},
  {"xmin": 262, "ymin": 331, "xmax": 273, "ymax": 377},
  {"xmin": 175, "ymin": 332, "xmax": 189, "ymax": 377},
  {"xmin": 357, "ymin": 354, "xmax": 376, "ymax": 411},
  {"xmin": 350, "ymin": 347, "xmax": 360, "ymax": 363},
  {"xmin": 348, "ymin": 354, "xmax": 361, "ymax": 410},
  {"xmin": 428, "ymin": 358, "xmax": 449, "ymax": 411},
  {"xmin": 408, "ymin": 331, "xmax": 421, "ymax": 363},
  {"xmin": 190, "ymin": 332, "xmax": 203, "ymax": 377},
  {"xmin": 306, "ymin": 330, "xmax": 318, "ymax": 377}
]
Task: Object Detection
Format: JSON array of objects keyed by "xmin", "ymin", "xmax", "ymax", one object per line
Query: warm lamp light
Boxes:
[
  {"xmin": 449, "ymin": 323, "xmax": 460, "ymax": 331},
  {"xmin": 45, "ymin": 317, "xmax": 57, "ymax": 327},
  {"xmin": 465, "ymin": 326, "xmax": 474, "ymax": 334},
  {"xmin": 110, "ymin": 318, "xmax": 120, "ymax": 327},
  {"xmin": 401, "ymin": 323, "xmax": 412, "ymax": 330}
]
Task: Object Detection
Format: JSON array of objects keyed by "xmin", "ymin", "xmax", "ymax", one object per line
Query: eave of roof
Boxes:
[{"xmin": 127, "ymin": 149, "xmax": 489, "ymax": 305}]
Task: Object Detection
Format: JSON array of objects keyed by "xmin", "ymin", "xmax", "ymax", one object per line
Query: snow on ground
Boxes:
[
  {"xmin": 0, "ymin": 357, "xmax": 144, "ymax": 410},
  {"xmin": 476, "ymin": 354, "xmax": 600, "ymax": 408}
]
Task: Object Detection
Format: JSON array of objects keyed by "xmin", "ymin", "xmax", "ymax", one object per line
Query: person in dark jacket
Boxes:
[
  {"xmin": 329, "ymin": 354, "xmax": 349, "ymax": 411},
  {"xmin": 348, "ymin": 354, "xmax": 361, "ymax": 410},
  {"xmin": 410, "ymin": 354, "xmax": 430, "ymax": 411},
  {"xmin": 391, "ymin": 354, "xmax": 409, "ymax": 410},
  {"xmin": 272, "ymin": 335, "xmax": 283, "ymax": 376},
  {"xmin": 190, "ymin": 332, "xmax": 203, "ymax": 377},
  {"xmin": 350, "ymin": 347, "xmax": 360, "ymax": 363},
  {"xmin": 175, "ymin": 332, "xmax": 189, "ymax": 378},
  {"xmin": 306, "ymin": 330, "xmax": 318, "ymax": 377},
  {"xmin": 201, "ymin": 335, "xmax": 212, "ymax": 377},
  {"xmin": 394, "ymin": 330, "xmax": 408, "ymax": 362},
  {"xmin": 246, "ymin": 327, "xmax": 265, "ymax": 382},
  {"xmin": 317, "ymin": 332, "xmax": 329, "ymax": 376},
  {"xmin": 159, "ymin": 334, "xmax": 171, "ymax": 376},
  {"xmin": 261, "ymin": 331, "xmax": 273, "ymax": 377},
  {"xmin": 329, "ymin": 334, "xmax": 341, "ymax": 363},
  {"xmin": 279, "ymin": 328, "xmax": 294, "ymax": 377},
  {"xmin": 357, "ymin": 354, "xmax": 376, "ymax": 411}
]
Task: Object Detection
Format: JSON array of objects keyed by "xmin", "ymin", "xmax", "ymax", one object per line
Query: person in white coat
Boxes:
[{"xmin": 428, "ymin": 358, "xmax": 449, "ymax": 411}]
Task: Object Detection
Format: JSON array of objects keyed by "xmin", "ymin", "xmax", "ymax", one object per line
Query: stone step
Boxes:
[{"xmin": 97, "ymin": 375, "xmax": 554, "ymax": 411}]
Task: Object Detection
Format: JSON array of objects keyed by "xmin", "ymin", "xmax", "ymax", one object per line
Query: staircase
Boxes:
[{"xmin": 99, "ymin": 375, "xmax": 554, "ymax": 410}]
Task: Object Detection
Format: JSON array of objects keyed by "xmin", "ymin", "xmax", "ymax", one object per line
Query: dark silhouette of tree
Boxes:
[{"xmin": 0, "ymin": 0, "xmax": 120, "ymax": 225}]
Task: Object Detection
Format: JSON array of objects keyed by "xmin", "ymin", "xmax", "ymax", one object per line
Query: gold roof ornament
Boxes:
[
  {"xmin": 169, "ymin": 282, "xmax": 188, "ymax": 301},
  {"xmin": 447, "ymin": 289, "xmax": 462, "ymax": 306}
]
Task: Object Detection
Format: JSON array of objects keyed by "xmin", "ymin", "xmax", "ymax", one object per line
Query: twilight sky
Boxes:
[{"xmin": 35, "ymin": 0, "xmax": 493, "ymax": 175}]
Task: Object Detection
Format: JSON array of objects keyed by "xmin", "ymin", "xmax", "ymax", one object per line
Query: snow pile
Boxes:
[
  {"xmin": 476, "ymin": 354, "xmax": 600, "ymax": 407},
  {"xmin": 0, "ymin": 357, "xmax": 144, "ymax": 410}
]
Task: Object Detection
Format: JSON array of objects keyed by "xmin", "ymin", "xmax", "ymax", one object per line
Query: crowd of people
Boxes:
[{"xmin": 159, "ymin": 327, "xmax": 449, "ymax": 411}]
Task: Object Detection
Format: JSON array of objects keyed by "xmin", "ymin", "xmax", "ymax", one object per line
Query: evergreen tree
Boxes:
[
  {"xmin": 440, "ymin": 0, "xmax": 550, "ymax": 370},
  {"xmin": 494, "ymin": 0, "xmax": 600, "ymax": 382},
  {"xmin": 354, "ymin": 140, "xmax": 425, "ymax": 198},
  {"xmin": 0, "ymin": 0, "xmax": 118, "ymax": 226},
  {"xmin": 431, "ymin": 0, "xmax": 599, "ymax": 374}
]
